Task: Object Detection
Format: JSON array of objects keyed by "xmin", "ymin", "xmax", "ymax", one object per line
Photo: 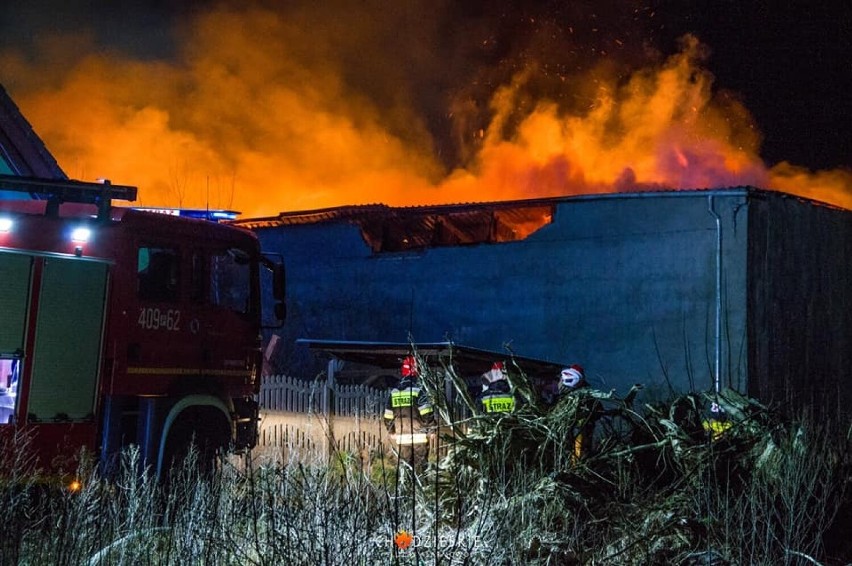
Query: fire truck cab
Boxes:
[{"xmin": 0, "ymin": 174, "xmax": 285, "ymax": 478}]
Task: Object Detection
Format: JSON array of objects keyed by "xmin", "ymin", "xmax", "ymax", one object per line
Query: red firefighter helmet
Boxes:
[
  {"xmin": 401, "ymin": 355, "xmax": 418, "ymax": 378},
  {"xmin": 481, "ymin": 360, "xmax": 508, "ymax": 386}
]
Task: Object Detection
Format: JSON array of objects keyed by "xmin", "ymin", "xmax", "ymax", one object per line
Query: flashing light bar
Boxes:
[
  {"xmin": 133, "ymin": 207, "xmax": 241, "ymax": 222},
  {"xmin": 0, "ymin": 217, "xmax": 12, "ymax": 232}
]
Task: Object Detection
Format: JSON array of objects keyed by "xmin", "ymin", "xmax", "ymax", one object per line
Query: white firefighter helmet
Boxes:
[{"xmin": 560, "ymin": 365, "xmax": 585, "ymax": 389}]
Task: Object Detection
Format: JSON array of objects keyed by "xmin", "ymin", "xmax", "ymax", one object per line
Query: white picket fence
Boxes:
[
  {"xmin": 255, "ymin": 374, "xmax": 467, "ymax": 466},
  {"xmin": 256, "ymin": 375, "xmax": 390, "ymax": 464},
  {"xmin": 258, "ymin": 374, "xmax": 386, "ymax": 417},
  {"xmin": 334, "ymin": 382, "xmax": 387, "ymax": 417}
]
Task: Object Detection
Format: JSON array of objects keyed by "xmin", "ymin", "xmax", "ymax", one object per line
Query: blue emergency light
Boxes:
[{"xmin": 132, "ymin": 207, "xmax": 240, "ymax": 222}]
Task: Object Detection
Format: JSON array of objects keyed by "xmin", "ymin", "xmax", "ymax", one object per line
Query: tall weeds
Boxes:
[{"xmin": 0, "ymin": 378, "xmax": 849, "ymax": 565}]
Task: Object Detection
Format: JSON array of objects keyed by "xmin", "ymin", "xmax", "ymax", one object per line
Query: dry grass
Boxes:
[{"xmin": 1, "ymin": 364, "xmax": 850, "ymax": 565}]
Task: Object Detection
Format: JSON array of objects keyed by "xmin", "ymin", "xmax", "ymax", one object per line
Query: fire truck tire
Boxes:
[{"xmin": 161, "ymin": 405, "xmax": 231, "ymax": 479}]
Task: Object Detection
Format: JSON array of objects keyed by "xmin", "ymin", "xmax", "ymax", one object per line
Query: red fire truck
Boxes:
[{"xmin": 0, "ymin": 174, "xmax": 285, "ymax": 479}]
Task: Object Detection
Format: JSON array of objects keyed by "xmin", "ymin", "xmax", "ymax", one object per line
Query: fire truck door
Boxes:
[
  {"xmin": 27, "ymin": 257, "xmax": 108, "ymax": 421},
  {"xmin": 0, "ymin": 252, "xmax": 32, "ymax": 424},
  {"xmin": 0, "ymin": 252, "xmax": 31, "ymax": 356}
]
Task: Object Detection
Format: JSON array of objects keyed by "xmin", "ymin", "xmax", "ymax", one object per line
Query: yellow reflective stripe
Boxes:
[
  {"xmin": 702, "ymin": 419, "xmax": 732, "ymax": 440},
  {"xmin": 383, "ymin": 410, "xmax": 394, "ymax": 420},
  {"xmin": 483, "ymin": 395, "xmax": 515, "ymax": 413},
  {"xmin": 393, "ymin": 433, "xmax": 429, "ymax": 445},
  {"xmin": 127, "ymin": 366, "xmax": 251, "ymax": 377},
  {"xmin": 391, "ymin": 391, "xmax": 415, "ymax": 407},
  {"xmin": 419, "ymin": 406, "xmax": 433, "ymax": 416}
]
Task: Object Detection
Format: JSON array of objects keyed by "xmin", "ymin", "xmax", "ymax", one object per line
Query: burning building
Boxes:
[
  {"xmin": 239, "ymin": 188, "xmax": 852, "ymax": 419},
  {"xmin": 5, "ymin": 74, "xmax": 850, "ymax": 417}
]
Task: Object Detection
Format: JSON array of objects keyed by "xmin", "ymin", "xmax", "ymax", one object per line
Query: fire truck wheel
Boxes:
[{"xmin": 162, "ymin": 405, "xmax": 231, "ymax": 479}]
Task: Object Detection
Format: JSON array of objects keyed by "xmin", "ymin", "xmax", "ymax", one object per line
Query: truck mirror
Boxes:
[
  {"xmin": 273, "ymin": 264, "xmax": 286, "ymax": 301},
  {"xmin": 261, "ymin": 253, "xmax": 286, "ymax": 328}
]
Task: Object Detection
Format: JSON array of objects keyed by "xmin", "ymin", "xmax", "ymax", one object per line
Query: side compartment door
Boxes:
[
  {"xmin": 0, "ymin": 252, "xmax": 32, "ymax": 424},
  {"xmin": 27, "ymin": 257, "xmax": 108, "ymax": 421}
]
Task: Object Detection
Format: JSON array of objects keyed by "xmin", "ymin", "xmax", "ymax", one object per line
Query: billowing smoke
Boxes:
[{"xmin": 2, "ymin": 1, "xmax": 850, "ymax": 216}]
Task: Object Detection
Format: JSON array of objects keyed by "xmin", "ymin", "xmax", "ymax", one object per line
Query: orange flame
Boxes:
[{"xmin": 2, "ymin": 8, "xmax": 850, "ymax": 216}]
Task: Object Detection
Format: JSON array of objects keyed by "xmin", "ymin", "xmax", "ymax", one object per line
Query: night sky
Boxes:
[
  {"xmin": 652, "ymin": 1, "xmax": 851, "ymax": 171},
  {"xmin": 0, "ymin": 1, "xmax": 849, "ymax": 212}
]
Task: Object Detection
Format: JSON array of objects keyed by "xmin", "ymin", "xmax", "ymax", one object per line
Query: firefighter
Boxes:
[
  {"xmin": 556, "ymin": 365, "xmax": 598, "ymax": 461},
  {"xmin": 478, "ymin": 361, "xmax": 517, "ymax": 414},
  {"xmin": 702, "ymin": 398, "xmax": 733, "ymax": 441},
  {"xmin": 558, "ymin": 364, "xmax": 588, "ymax": 396},
  {"xmin": 383, "ymin": 355, "xmax": 435, "ymax": 471}
]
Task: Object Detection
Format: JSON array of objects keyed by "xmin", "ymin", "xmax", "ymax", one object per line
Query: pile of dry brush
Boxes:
[
  {"xmin": 415, "ymin": 359, "xmax": 852, "ymax": 565},
  {"xmin": 2, "ymin": 355, "xmax": 851, "ymax": 565}
]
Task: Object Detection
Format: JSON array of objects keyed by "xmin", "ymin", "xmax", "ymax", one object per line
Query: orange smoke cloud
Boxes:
[
  {"xmin": 2, "ymin": 6, "xmax": 851, "ymax": 216},
  {"xmin": 442, "ymin": 35, "xmax": 769, "ymax": 202},
  {"xmin": 769, "ymin": 162, "xmax": 852, "ymax": 208}
]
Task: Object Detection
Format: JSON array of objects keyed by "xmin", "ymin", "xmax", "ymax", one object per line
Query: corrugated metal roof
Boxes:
[
  {"xmin": 237, "ymin": 187, "xmax": 760, "ymax": 230},
  {"xmin": 242, "ymin": 184, "xmax": 852, "ymax": 258},
  {"xmin": 234, "ymin": 188, "xmax": 763, "ymax": 252}
]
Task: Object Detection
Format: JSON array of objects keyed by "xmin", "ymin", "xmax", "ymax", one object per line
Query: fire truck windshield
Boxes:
[{"xmin": 211, "ymin": 248, "xmax": 251, "ymax": 314}]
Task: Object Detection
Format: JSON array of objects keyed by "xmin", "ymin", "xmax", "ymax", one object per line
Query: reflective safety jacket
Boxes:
[
  {"xmin": 702, "ymin": 401, "xmax": 732, "ymax": 441},
  {"xmin": 479, "ymin": 380, "xmax": 516, "ymax": 414},
  {"xmin": 384, "ymin": 377, "xmax": 434, "ymax": 445},
  {"xmin": 555, "ymin": 383, "xmax": 600, "ymax": 460}
]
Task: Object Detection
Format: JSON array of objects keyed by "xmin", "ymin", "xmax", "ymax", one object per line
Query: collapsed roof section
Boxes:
[
  {"xmin": 237, "ymin": 188, "xmax": 828, "ymax": 254},
  {"xmin": 237, "ymin": 200, "xmax": 556, "ymax": 252}
]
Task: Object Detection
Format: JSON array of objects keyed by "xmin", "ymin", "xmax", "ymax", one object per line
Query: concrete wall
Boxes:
[{"xmin": 258, "ymin": 191, "xmax": 749, "ymax": 399}]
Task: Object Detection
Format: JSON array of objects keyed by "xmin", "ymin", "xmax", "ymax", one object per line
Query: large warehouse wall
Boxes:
[
  {"xmin": 258, "ymin": 191, "xmax": 749, "ymax": 397},
  {"xmin": 747, "ymin": 193, "xmax": 852, "ymax": 420}
]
